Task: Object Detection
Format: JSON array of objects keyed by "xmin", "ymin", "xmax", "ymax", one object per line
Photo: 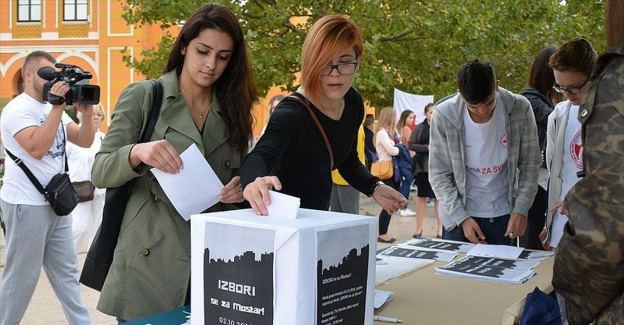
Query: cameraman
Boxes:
[{"xmin": 0, "ymin": 50, "xmax": 95, "ymax": 324}]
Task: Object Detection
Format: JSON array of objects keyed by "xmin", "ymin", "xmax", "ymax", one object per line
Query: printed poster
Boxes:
[
  {"xmin": 316, "ymin": 225, "xmax": 370, "ymax": 325},
  {"xmin": 203, "ymin": 224, "xmax": 275, "ymax": 325}
]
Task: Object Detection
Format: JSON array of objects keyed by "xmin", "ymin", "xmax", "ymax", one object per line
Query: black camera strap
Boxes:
[{"xmin": 5, "ymin": 125, "xmax": 69, "ymax": 196}]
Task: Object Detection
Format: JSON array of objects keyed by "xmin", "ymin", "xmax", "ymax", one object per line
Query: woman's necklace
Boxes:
[{"xmin": 180, "ymin": 87, "xmax": 210, "ymax": 119}]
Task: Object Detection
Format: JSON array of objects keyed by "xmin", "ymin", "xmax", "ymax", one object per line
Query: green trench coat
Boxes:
[{"xmin": 91, "ymin": 71, "xmax": 242, "ymax": 320}]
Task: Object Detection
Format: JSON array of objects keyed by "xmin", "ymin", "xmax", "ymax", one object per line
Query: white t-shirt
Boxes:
[
  {"xmin": 463, "ymin": 95, "xmax": 510, "ymax": 218},
  {"xmin": 550, "ymin": 104, "xmax": 583, "ymax": 248},
  {"xmin": 67, "ymin": 129, "xmax": 106, "ymax": 195},
  {"xmin": 1, "ymin": 93, "xmax": 76, "ymax": 205}
]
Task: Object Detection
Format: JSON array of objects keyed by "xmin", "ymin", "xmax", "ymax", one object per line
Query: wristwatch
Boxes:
[{"xmin": 369, "ymin": 180, "xmax": 384, "ymax": 197}]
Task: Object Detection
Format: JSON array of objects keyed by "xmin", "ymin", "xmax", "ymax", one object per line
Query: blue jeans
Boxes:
[{"xmin": 443, "ymin": 214, "xmax": 514, "ymax": 246}]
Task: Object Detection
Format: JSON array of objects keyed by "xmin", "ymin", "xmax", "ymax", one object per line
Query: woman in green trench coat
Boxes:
[{"xmin": 91, "ymin": 4, "xmax": 257, "ymax": 321}]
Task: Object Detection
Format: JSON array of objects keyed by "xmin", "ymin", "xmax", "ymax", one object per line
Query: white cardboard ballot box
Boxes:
[{"xmin": 191, "ymin": 208, "xmax": 377, "ymax": 325}]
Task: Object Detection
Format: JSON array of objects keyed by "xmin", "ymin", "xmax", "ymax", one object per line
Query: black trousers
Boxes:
[{"xmin": 519, "ymin": 186, "xmax": 548, "ymax": 250}]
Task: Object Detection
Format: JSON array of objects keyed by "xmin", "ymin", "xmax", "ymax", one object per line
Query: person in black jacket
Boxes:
[
  {"xmin": 241, "ymin": 15, "xmax": 407, "ymax": 217},
  {"xmin": 519, "ymin": 45, "xmax": 560, "ymax": 250}
]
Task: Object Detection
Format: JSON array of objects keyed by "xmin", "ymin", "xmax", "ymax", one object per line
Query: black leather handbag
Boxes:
[
  {"xmin": 45, "ymin": 172, "xmax": 79, "ymax": 215},
  {"xmin": 79, "ymin": 79, "xmax": 163, "ymax": 291},
  {"xmin": 72, "ymin": 180, "xmax": 95, "ymax": 202}
]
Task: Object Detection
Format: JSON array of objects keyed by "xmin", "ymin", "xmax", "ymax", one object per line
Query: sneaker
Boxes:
[{"xmin": 399, "ymin": 208, "xmax": 416, "ymax": 216}]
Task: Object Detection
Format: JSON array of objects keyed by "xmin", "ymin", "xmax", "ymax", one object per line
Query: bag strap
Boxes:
[
  {"xmin": 5, "ymin": 125, "xmax": 69, "ymax": 195},
  {"xmin": 5, "ymin": 148, "xmax": 46, "ymax": 194},
  {"xmin": 141, "ymin": 79, "xmax": 163, "ymax": 143},
  {"xmin": 289, "ymin": 93, "xmax": 334, "ymax": 169}
]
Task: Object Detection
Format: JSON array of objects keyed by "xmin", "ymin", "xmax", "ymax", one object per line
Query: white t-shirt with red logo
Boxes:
[
  {"xmin": 463, "ymin": 96, "xmax": 510, "ymax": 218},
  {"xmin": 550, "ymin": 103, "xmax": 583, "ymax": 248}
]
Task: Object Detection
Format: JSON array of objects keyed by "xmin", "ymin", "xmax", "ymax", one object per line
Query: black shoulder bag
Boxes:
[
  {"xmin": 80, "ymin": 79, "xmax": 163, "ymax": 291},
  {"xmin": 6, "ymin": 127, "xmax": 79, "ymax": 216}
]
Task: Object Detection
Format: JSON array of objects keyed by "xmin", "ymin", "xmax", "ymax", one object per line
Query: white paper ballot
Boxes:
[
  {"xmin": 266, "ymin": 190, "xmax": 300, "ymax": 219},
  {"xmin": 466, "ymin": 243, "xmax": 523, "ymax": 260},
  {"xmin": 152, "ymin": 143, "xmax": 223, "ymax": 221}
]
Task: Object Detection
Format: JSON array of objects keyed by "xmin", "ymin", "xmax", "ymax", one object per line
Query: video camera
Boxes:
[{"xmin": 38, "ymin": 63, "xmax": 100, "ymax": 105}]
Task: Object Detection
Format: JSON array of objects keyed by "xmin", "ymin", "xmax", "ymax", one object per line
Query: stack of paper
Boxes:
[
  {"xmin": 517, "ymin": 250, "xmax": 554, "ymax": 261},
  {"xmin": 404, "ymin": 238, "xmax": 475, "ymax": 253},
  {"xmin": 435, "ymin": 255, "xmax": 540, "ymax": 284},
  {"xmin": 379, "ymin": 246, "xmax": 458, "ymax": 262},
  {"xmin": 375, "ymin": 256, "xmax": 434, "ymax": 284}
]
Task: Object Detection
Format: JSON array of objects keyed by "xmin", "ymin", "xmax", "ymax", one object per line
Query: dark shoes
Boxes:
[
  {"xmin": 377, "ymin": 236, "xmax": 396, "ymax": 243},
  {"xmin": 413, "ymin": 231, "xmax": 423, "ymax": 239}
]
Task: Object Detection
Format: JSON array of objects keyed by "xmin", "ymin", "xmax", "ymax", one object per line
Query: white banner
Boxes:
[{"xmin": 393, "ymin": 88, "xmax": 434, "ymax": 125}]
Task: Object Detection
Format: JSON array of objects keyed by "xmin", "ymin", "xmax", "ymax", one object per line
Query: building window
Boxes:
[
  {"xmin": 63, "ymin": 0, "xmax": 88, "ymax": 21},
  {"xmin": 17, "ymin": 0, "xmax": 42, "ymax": 22}
]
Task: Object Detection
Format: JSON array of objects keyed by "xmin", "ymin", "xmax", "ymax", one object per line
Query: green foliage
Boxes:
[{"xmin": 119, "ymin": 0, "xmax": 606, "ymax": 109}]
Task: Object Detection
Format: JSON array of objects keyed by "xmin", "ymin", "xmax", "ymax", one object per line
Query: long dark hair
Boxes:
[
  {"xmin": 164, "ymin": 3, "xmax": 257, "ymax": 153},
  {"xmin": 527, "ymin": 46, "xmax": 559, "ymax": 106}
]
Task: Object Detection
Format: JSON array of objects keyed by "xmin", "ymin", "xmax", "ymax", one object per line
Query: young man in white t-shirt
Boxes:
[
  {"xmin": 0, "ymin": 51, "xmax": 96, "ymax": 324},
  {"xmin": 541, "ymin": 39, "xmax": 597, "ymax": 251},
  {"xmin": 429, "ymin": 59, "xmax": 540, "ymax": 245}
]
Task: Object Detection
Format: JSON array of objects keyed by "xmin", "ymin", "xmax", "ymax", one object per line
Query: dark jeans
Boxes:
[
  {"xmin": 443, "ymin": 214, "xmax": 514, "ymax": 246},
  {"xmin": 378, "ymin": 177, "xmax": 400, "ymax": 235},
  {"xmin": 519, "ymin": 186, "xmax": 548, "ymax": 250}
]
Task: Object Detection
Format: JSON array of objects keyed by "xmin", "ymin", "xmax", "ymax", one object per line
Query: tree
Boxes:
[{"xmin": 121, "ymin": 0, "xmax": 605, "ymax": 109}]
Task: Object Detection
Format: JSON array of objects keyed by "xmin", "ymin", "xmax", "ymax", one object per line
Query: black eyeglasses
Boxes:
[
  {"xmin": 553, "ymin": 79, "xmax": 589, "ymax": 95},
  {"xmin": 321, "ymin": 62, "xmax": 359, "ymax": 76}
]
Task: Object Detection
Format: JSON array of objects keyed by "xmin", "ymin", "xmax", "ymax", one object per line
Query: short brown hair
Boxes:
[
  {"xmin": 548, "ymin": 38, "xmax": 597, "ymax": 77},
  {"xmin": 300, "ymin": 15, "xmax": 364, "ymax": 105},
  {"xmin": 23, "ymin": 51, "xmax": 55, "ymax": 78}
]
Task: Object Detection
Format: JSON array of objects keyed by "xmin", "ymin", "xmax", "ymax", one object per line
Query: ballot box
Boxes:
[{"xmin": 190, "ymin": 208, "xmax": 377, "ymax": 325}]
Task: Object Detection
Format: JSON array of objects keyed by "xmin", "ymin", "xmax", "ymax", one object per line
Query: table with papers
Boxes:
[
  {"xmin": 126, "ymin": 239, "xmax": 554, "ymax": 325},
  {"xmin": 374, "ymin": 239, "xmax": 555, "ymax": 325}
]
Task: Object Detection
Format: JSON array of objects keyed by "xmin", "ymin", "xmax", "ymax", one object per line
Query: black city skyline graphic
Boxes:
[
  {"xmin": 204, "ymin": 249, "xmax": 274, "ymax": 325},
  {"xmin": 317, "ymin": 244, "xmax": 369, "ymax": 325}
]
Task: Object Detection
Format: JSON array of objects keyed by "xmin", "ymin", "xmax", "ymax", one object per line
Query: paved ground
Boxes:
[{"xmin": 0, "ymin": 191, "xmax": 439, "ymax": 324}]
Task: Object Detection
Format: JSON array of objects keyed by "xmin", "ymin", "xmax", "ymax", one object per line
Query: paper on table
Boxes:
[
  {"xmin": 266, "ymin": 190, "xmax": 300, "ymax": 219},
  {"xmin": 375, "ymin": 255, "xmax": 434, "ymax": 284},
  {"xmin": 381, "ymin": 245, "xmax": 458, "ymax": 262},
  {"xmin": 374, "ymin": 290, "xmax": 394, "ymax": 309},
  {"xmin": 151, "ymin": 143, "xmax": 223, "ymax": 221},
  {"xmin": 466, "ymin": 244, "xmax": 523, "ymax": 260}
]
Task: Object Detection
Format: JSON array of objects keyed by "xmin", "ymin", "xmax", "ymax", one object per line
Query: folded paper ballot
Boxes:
[
  {"xmin": 191, "ymin": 208, "xmax": 377, "ymax": 325},
  {"xmin": 265, "ymin": 190, "xmax": 300, "ymax": 219}
]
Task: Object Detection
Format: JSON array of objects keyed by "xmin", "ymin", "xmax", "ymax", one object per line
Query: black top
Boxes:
[
  {"xmin": 408, "ymin": 119, "xmax": 431, "ymax": 173},
  {"xmin": 520, "ymin": 87, "xmax": 554, "ymax": 153},
  {"xmin": 240, "ymin": 88, "xmax": 379, "ymax": 210}
]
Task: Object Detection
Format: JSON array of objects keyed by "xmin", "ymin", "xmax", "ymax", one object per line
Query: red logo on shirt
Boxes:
[
  {"xmin": 500, "ymin": 134, "xmax": 508, "ymax": 149},
  {"xmin": 570, "ymin": 131, "xmax": 583, "ymax": 169}
]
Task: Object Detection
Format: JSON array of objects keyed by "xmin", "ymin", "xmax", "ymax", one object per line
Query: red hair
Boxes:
[{"xmin": 300, "ymin": 15, "xmax": 364, "ymax": 104}]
